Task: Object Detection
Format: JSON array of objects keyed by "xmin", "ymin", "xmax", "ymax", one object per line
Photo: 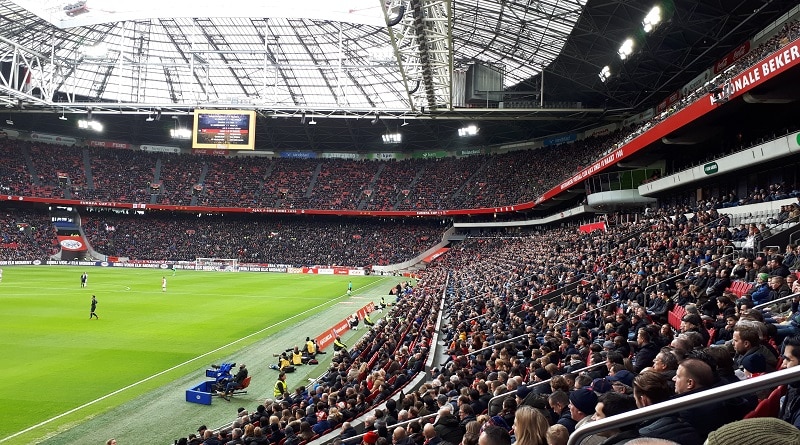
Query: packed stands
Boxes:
[{"xmin": 81, "ymin": 213, "xmax": 447, "ymax": 266}]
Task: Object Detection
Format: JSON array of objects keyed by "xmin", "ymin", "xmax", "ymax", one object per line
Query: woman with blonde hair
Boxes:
[
  {"xmin": 513, "ymin": 405, "xmax": 548, "ymax": 445},
  {"xmin": 461, "ymin": 420, "xmax": 481, "ymax": 445}
]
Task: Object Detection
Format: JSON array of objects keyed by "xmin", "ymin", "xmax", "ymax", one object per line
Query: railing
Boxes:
[
  {"xmin": 554, "ymin": 301, "xmax": 617, "ymax": 328},
  {"xmin": 568, "ymin": 365, "xmax": 800, "ymax": 445},
  {"xmin": 488, "ymin": 363, "xmax": 606, "ymax": 405},
  {"xmin": 753, "ymin": 291, "xmax": 800, "ymax": 311}
]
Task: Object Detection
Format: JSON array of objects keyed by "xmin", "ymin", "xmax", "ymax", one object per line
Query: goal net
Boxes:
[{"xmin": 194, "ymin": 257, "xmax": 239, "ymax": 272}]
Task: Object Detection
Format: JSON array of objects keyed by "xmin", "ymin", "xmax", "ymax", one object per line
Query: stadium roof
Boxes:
[{"xmin": 0, "ymin": 0, "xmax": 796, "ymax": 150}]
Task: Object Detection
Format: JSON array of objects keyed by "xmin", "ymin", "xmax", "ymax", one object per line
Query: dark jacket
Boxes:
[
  {"xmin": 632, "ymin": 342, "xmax": 659, "ymax": 373},
  {"xmin": 433, "ymin": 413, "xmax": 464, "ymax": 445},
  {"xmin": 780, "ymin": 382, "xmax": 800, "ymax": 428}
]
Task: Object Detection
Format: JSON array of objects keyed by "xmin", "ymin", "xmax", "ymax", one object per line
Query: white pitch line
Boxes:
[{"xmin": 2, "ymin": 276, "xmax": 393, "ymax": 443}]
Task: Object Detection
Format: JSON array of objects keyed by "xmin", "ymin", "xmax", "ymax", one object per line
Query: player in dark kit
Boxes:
[
  {"xmin": 90, "ymin": 295, "xmax": 99, "ymax": 319},
  {"xmin": 81, "ymin": 272, "xmax": 88, "ymax": 288}
]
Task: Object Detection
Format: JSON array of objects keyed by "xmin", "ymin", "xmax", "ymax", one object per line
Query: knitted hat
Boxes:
[
  {"xmin": 758, "ymin": 273, "xmax": 770, "ymax": 282},
  {"xmin": 534, "ymin": 368, "xmax": 550, "ymax": 381},
  {"xmin": 363, "ymin": 431, "xmax": 379, "ymax": 445},
  {"xmin": 516, "ymin": 385, "xmax": 532, "ymax": 399},
  {"xmin": 706, "ymin": 417, "xmax": 800, "ymax": 445},
  {"xmin": 591, "ymin": 378, "xmax": 613, "ymax": 393},
  {"xmin": 569, "ymin": 388, "xmax": 598, "ymax": 415},
  {"xmin": 603, "ymin": 340, "xmax": 615, "ymax": 349},
  {"xmin": 607, "ymin": 370, "xmax": 635, "ymax": 386},
  {"xmin": 681, "ymin": 313, "xmax": 702, "ymax": 326},
  {"xmin": 741, "ymin": 353, "xmax": 767, "ymax": 374}
]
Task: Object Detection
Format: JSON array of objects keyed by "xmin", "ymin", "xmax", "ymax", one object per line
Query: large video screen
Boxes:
[{"xmin": 192, "ymin": 110, "xmax": 256, "ymax": 150}]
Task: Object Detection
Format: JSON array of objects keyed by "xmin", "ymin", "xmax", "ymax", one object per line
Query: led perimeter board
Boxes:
[{"xmin": 192, "ymin": 110, "xmax": 256, "ymax": 150}]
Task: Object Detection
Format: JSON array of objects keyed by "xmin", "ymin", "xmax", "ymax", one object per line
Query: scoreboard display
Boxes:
[{"xmin": 192, "ymin": 110, "xmax": 256, "ymax": 150}]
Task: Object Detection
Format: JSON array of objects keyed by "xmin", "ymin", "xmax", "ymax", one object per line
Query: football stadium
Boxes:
[{"xmin": 1, "ymin": 1, "xmax": 800, "ymax": 444}]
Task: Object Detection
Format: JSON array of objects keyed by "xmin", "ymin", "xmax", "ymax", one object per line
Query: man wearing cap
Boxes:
[
  {"xmin": 607, "ymin": 369, "xmax": 635, "ymax": 387},
  {"xmin": 747, "ymin": 273, "xmax": 772, "ymax": 305},
  {"xmin": 568, "ymin": 388, "xmax": 598, "ymax": 432}
]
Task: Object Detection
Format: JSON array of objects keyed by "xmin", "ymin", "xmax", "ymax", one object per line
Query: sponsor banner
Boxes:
[
  {"xmin": 579, "ymin": 222, "xmax": 607, "ymax": 233},
  {"xmin": 318, "ymin": 268, "xmax": 335, "ymax": 275},
  {"xmin": 30, "ymin": 132, "xmax": 77, "ymax": 146},
  {"xmin": 192, "ymin": 149, "xmax": 230, "ymax": 156},
  {"xmin": 140, "ymin": 144, "xmax": 180, "ymax": 153},
  {"xmin": 584, "ymin": 123, "xmax": 618, "ymax": 139},
  {"xmin": 791, "ymin": 132, "xmax": 800, "ymax": 150},
  {"xmin": 57, "ymin": 235, "xmax": 88, "ymax": 252},
  {"xmin": 412, "ymin": 150, "xmax": 448, "ymax": 159},
  {"xmin": 0, "ymin": 260, "xmax": 39, "ymax": 265},
  {"xmin": 538, "ymin": 37, "xmax": 800, "ymax": 207},
  {"xmin": 0, "ymin": 128, "xmax": 20, "ymax": 139},
  {"xmin": 681, "ymin": 69, "xmax": 713, "ymax": 98},
  {"xmin": 316, "ymin": 318, "xmax": 353, "ymax": 351},
  {"xmin": 543, "ymin": 133, "xmax": 577, "ymax": 147},
  {"xmin": 348, "ymin": 269, "xmax": 366, "ymax": 276},
  {"xmin": 423, "ymin": 247, "xmax": 450, "ymax": 263},
  {"xmin": 714, "ymin": 41, "xmax": 751, "ymax": 74},
  {"xmin": 279, "ymin": 151, "xmax": 316, "ymax": 159},
  {"xmin": 458, "ymin": 148, "xmax": 482, "ymax": 156},
  {"xmin": 87, "ymin": 140, "xmax": 131, "ymax": 150},
  {"xmin": 656, "ymin": 90, "xmax": 681, "ymax": 113},
  {"xmin": 321, "ymin": 152, "xmax": 361, "ymax": 160},
  {"xmin": 370, "ymin": 152, "xmax": 399, "ymax": 160}
]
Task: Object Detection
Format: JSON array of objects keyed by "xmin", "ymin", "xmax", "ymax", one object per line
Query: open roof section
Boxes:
[
  {"xmin": 0, "ymin": 0, "xmax": 586, "ymax": 114},
  {"xmin": 0, "ymin": 0, "xmax": 796, "ymax": 150}
]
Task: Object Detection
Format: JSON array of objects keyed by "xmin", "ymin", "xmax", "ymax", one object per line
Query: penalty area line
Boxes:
[{"xmin": 2, "ymin": 276, "xmax": 395, "ymax": 444}]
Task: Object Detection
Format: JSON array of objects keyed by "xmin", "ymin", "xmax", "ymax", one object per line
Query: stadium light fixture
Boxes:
[
  {"xmin": 78, "ymin": 119, "xmax": 103, "ymax": 132},
  {"xmin": 401, "ymin": 118, "xmax": 409, "ymax": 127},
  {"xmin": 618, "ymin": 38, "xmax": 634, "ymax": 60},
  {"xmin": 308, "ymin": 116, "xmax": 317, "ymax": 125},
  {"xmin": 458, "ymin": 125, "xmax": 478, "ymax": 137},
  {"xmin": 59, "ymin": 108, "xmax": 67, "ymax": 120},
  {"xmin": 382, "ymin": 132, "xmax": 402, "ymax": 144},
  {"xmin": 643, "ymin": 6, "xmax": 662, "ymax": 33},
  {"xmin": 599, "ymin": 65, "xmax": 611, "ymax": 82},
  {"xmin": 145, "ymin": 113, "xmax": 154, "ymax": 122}
]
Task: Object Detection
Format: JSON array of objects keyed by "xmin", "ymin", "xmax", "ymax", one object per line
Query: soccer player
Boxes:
[
  {"xmin": 347, "ymin": 281, "xmax": 353, "ymax": 295},
  {"xmin": 90, "ymin": 295, "xmax": 98, "ymax": 319},
  {"xmin": 161, "ymin": 276, "xmax": 167, "ymax": 292},
  {"xmin": 81, "ymin": 272, "xmax": 88, "ymax": 288},
  {"xmin": 171, "ymin": 264, "xmax": 177, "ymax": 276}
]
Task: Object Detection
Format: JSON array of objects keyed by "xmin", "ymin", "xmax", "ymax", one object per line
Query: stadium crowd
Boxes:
[
  {"xmin": 167, "ymin": 199, "xmax": 800, "ymax": 445},
  {"xmin": 82, "ymin": 213, "xmax": 447, "ymax": 266}
]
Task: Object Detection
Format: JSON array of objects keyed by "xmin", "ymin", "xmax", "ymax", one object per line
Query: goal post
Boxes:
[{"xmin": 194, "ymin": 257, "xmax": 239, "ymax": 272}]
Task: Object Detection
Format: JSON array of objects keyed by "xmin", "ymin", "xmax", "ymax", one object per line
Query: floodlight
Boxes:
[
  {"xmin": 382, "ymin": 132, "xmax": 402, "ymax": 144},
  {"xmin": 643, "ymin": 6, "xmax": 662, "ymax": 33},
  {"xmin": 618, "ymin": 38, "xmax": 634, "ymax": 60},
  {"xmin": 599, "ymin": 65, "xmax": 611, "ymax": 82},
  {"xmin": 458, "ymin": 125, "xmax": 478, "ymax": 137}
]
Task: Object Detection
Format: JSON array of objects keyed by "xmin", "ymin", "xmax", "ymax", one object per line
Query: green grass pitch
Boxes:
[{"xmin": 0, "ymin": 266, "xmax": 387, "ymax": 444}]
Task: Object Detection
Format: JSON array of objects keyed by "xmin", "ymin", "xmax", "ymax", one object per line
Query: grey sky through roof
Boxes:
[{"xmin": 0, "ymin": 0, "xmax": 587, "ymax": 115}]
